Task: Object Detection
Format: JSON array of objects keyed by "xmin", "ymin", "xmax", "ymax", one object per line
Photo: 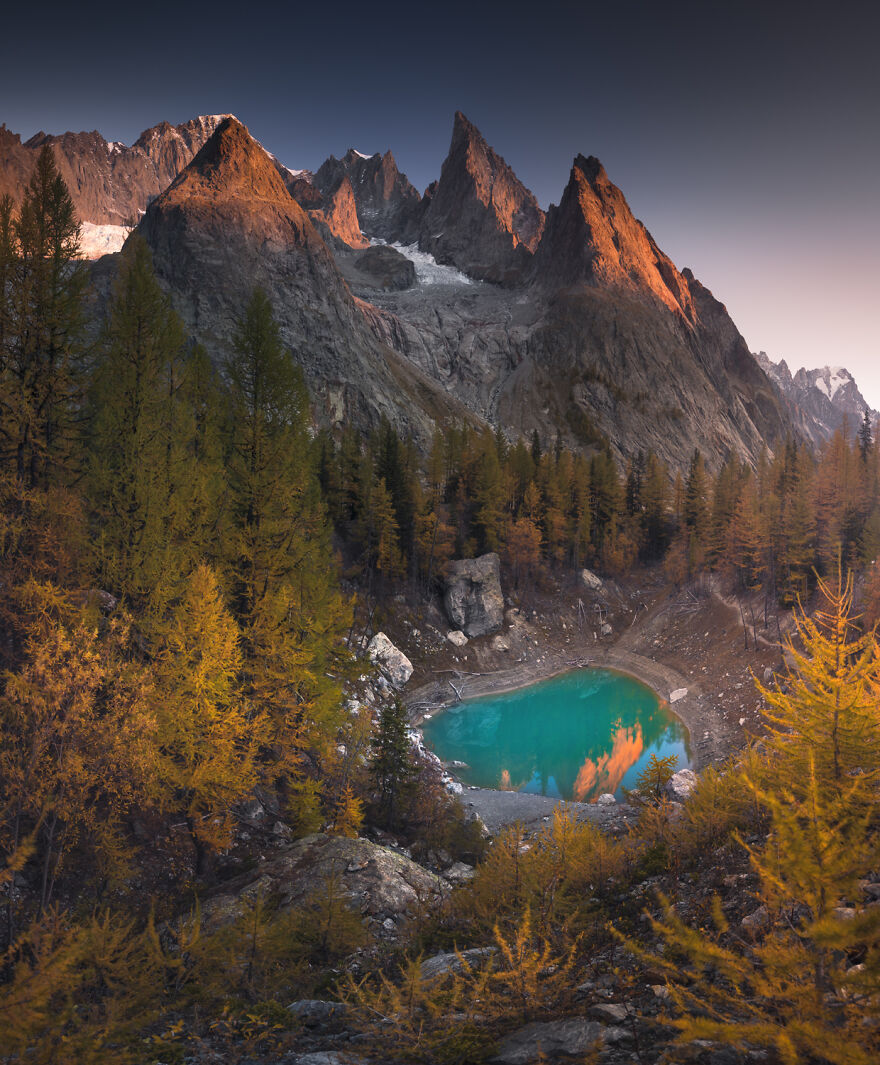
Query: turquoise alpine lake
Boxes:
[{"xmin": 421, "ymin": 668, "xmax": 690, "ymax": 802}]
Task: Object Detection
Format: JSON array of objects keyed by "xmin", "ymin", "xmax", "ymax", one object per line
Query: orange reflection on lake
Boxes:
[{"xmin": 573, "ymin": 723, "xmax": 644, "ymax": 802}]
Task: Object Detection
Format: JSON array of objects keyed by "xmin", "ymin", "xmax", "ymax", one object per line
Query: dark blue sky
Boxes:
[{"xmin": 5, "ymin": 0, "xmax": 879, "ymax": 401}]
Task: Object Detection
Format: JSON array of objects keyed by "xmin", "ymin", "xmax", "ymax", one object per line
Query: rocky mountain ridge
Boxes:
[
  {"xmin": 1, "ymin": 109, "xmax": 837, "ymax": 472},
  {"xmin": 0, "ymin": 115, "xmax": 230, "ymax": 226},
  {"xmin": 754, "ymin": 351, "xmax": 875, "ymax": 444}
]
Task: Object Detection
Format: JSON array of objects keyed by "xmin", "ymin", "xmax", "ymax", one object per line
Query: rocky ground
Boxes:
[{"xmin": 391, "ymin": 563, "xmax": 786, "ymax": 781}]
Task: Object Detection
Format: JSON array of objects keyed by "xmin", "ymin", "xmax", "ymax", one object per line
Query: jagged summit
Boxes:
[
  {"xmin": 418, "ymin": 111, "xmax": 545, "ymax": 282},
  {"xmin": 755, "ymin": 352, "xmax": 875, "ymax": 444},
  {"xmin": 167, "ymin": 116, "xmax": 293, "ymax": 203},
  {"xmin": 314, "ymin": 147, "xmax": 422, "ymax": 243},
  {"xmin": 532, "ymin": 153, "xmax": 695, "ymax": 320}
]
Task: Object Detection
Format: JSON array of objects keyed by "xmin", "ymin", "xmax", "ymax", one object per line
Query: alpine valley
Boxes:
[{"xmin": 2, "ymin": 108, "xmax": 880, "ymax": 1065}]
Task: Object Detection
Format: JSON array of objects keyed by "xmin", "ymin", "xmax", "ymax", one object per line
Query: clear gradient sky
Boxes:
[{"xmin": 4, "ymin": 0, "xmax": 878, "ymax": 403}]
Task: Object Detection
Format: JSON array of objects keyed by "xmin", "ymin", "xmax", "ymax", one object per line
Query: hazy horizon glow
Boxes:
[{"xmin": 4, "ymin": 0, "xmax": 877, "ymax": 404}]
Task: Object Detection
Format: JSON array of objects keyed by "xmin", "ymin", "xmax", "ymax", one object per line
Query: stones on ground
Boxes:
[
  {"xmin": 287, "ymin": 1000, "xmax": 348, "ymax": 1027},
  {"xmin": 442, "ymin": 861, "xmax": 476, "ymax": 885},
  {"xmin": 293, "ymin": 1054, "xmax": 367, "ymax": 1065},
  {"xmin": 366, "ymin": 632, "xmax": 413, "ymax": 688},
  {"xmin": 447, "ymin": 629, "xmax": 469, "ymax": 647},
  {"xmin": 492, "ymin": 1018, "xmax": 630, "ymax": 1063},
  {"xmin": 580, "ymin": 568, "xmax": 603, "ymax": 592},
  {"xmin": 492, "ymin": 633, "xmax": 511, "ymax": 652},
  {"xmin": 419, "ymin": 946, "xmax": 497, "ymax": 982},
  {"xmin": 741, "ymin": 904, "xmax": 770, "ymax": 934},
  {"xmin": 669, "ymin": 687, "xmax": 688, "ymax": 702},
  {"xmin": 664, "ymin": 768, "xmax": 698, "ymax": 803},
  {"xmin": 587, "ymin": 1002, "xmax": 631, "ymax": 1024},
  {"xmin": 443, "ymin": 553, "xmax": 504, "ymax": 637}
]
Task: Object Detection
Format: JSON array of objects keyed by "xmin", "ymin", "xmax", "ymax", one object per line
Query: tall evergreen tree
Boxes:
[
  {"xmin": 0, "ymin": 148, "xmax": 86, "ymax": 485},
  {"xmin": 224, "ymin": 288, "xmax": 350, "ymax": 768},
  {"xmin": 87, "ymin": 235, "xmax": 197, "ymax": 612}
]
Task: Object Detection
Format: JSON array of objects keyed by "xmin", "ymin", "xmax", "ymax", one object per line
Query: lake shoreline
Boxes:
[{"xmin": 406, "ymin": 643, "xmax": 698, "ymax": 829}]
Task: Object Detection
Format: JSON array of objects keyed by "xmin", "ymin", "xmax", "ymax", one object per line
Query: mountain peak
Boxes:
[
  {"xmin": 171, "ymin": 116, "xmax": 292, "ymax": 203},
  {"xmin": 532, "ymin": 153, "xmax": 694, "ymax": 319},
  {"xmin": 418, "ymin": 112, "xmax": 545, "ymax": 282},
  {"xmin": 572, "ymin": 154, "xmax": 608, "ymax": 184}
]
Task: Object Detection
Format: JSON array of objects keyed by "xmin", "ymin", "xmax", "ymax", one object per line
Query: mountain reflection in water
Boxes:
[{"xmin": 422, "ymin": 669, "xmax": 689, "ymax": 802}]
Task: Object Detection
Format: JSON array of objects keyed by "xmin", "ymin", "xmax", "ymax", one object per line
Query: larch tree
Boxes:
[
  {"xmin": 152, "ymin": 564, "xmax": 261, "ymax": 871},
  {"xmin": 223, "ymin": 287, "xmax": 350, "ymax": 775}
]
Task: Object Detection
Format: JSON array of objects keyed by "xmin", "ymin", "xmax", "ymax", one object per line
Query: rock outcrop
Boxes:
[
  {"xmin": 367, "ymin": 632, "xmax": 413, "ymax": 688},
  {"xmin": 348, "ymin": 243, "xmax": 415, "ymax": 290},
  {"xmin": 201, "ymin": 833, "xmax": 443, "ymax": 934},
  {"xmin": 306, "ymin": 174, "xmax": 368, "ymax": 250},
  {"xmin": 443, "ymin": 553, "xmax": 504, "ymax": 637},
  {"xmin": 418, "ymin": 112, "xmax": 545, "ymax": 283},
  {"xmin": 315, "ymin": 148, "xmax": 423, "ymax": 243}
]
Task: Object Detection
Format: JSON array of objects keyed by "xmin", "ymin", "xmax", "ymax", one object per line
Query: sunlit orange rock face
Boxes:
[
  {"xmin": 532, "ymin": 154, "xmax": 695, "ymax": 321},
  {"xmin": 573, "ymin": 724, "xmax": 645, "ymax": 802},
  {"xmin": 310, "ymin": 174, "xmax": 369, "ymax": 249}
]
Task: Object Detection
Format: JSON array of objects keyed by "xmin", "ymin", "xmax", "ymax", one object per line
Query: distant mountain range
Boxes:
[
  {"xmin": 754, "ymin": 353, "xmax": 875, "ymax": 445},
  {"xmin": 2, "ymin": 112, "xmax": 871, "ymax": 467}
]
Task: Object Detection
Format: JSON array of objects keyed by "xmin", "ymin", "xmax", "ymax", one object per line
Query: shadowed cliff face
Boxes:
[
  {"xmin": 0, "ymin": 116, "xmax": 229, "ymax": 225},
  {"xmin": 315, "ymin": 148, "xmax": 423, "ymax": 244},
  {"xmin": 139, "ymin": 118, "xmax": 471, "ymax": 443},
  {"xmin": 417, "ymin": 112, "xmax": 545, "ymax": 284}
]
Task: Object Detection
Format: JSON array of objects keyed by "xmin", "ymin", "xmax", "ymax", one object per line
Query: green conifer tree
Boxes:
[{"xmin": 0, "ymin": 147, "xmax": 86, "ymax": 485}]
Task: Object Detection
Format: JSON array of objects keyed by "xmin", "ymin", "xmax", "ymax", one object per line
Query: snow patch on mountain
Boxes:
[
  {"xmin": 371, "ymin": 239, "xmax": 473, "ymax": 286},
  {"xmin": 817, "ymin": 367, "xmax": 851, "ymax": 400},
  {"xmin": 79, "ymin": 222, "xmax": 128, "ymax": 259}
]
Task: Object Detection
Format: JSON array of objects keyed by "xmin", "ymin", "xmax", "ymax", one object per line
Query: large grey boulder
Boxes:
[
  {"xmin": 492, "ymin": 1018, "xmax": 629, "ymax": 1063},
  {"xmin": 665, "ymin": 768, "xmax": 698, "ymax": 803},
  {"xmin": 201, "ymin": 833, "xmax": 442, "ymax": 932},
  {"xmin": 367, "ymin": 632, "xmax": 413, "ymax": 688},
  {"xmin": 419, "ymin": 946, "xmax": 496, "ymax": 982},
  {"xmin": 443, "ymin": 553, "xmax": 504, "ymax": 637}
]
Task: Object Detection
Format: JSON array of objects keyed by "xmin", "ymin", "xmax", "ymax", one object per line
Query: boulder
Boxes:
[
  {"xmin": 367, "ymin": 632, "xmax": 413, "ymax": 688},
  {"xmin": 443, "ymin": 553, "xmax": 504, "ymax": 637},
  {"xmin": 354, "ymin": 243, "xmax": 415, "ymax": 289},
  {"xmin": 741, "ymin": 904, "xmax": 771, "ymax": 934},
  {"xmin": 420, "ymin": 946, "xmax": 496, "ymax": 982},
  {"xmin": 599, "ymin": 622, "xmax": 612, "ymax": 637},
  {"xmin": 580, "ymin": 568, "xmax": 603, "ymax": 592},
  {"xmin": 492, "ymin": 1018, "xmax": 629, "ymax": 1063},
  {"xmin": 665, "ymin": 768, "xmax": 698, "ymax": 803},
  {"xmin": 447, "ymin": 629, "xmax": 468, "ymax": 647},
  {"xmin": 201, "ymin": 833, "xmax": 443, "ymax": 932},
  {"xmin": 596, "ymin": 793, "xmax": 617, "ymax": 806},
  {"xmin": 669, "ymin": 687, "xmax": 688, "ymax": 702},
  {"xmin": 287, "ymin": 1000, "xmax": 348, "ymax": 1027}
]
